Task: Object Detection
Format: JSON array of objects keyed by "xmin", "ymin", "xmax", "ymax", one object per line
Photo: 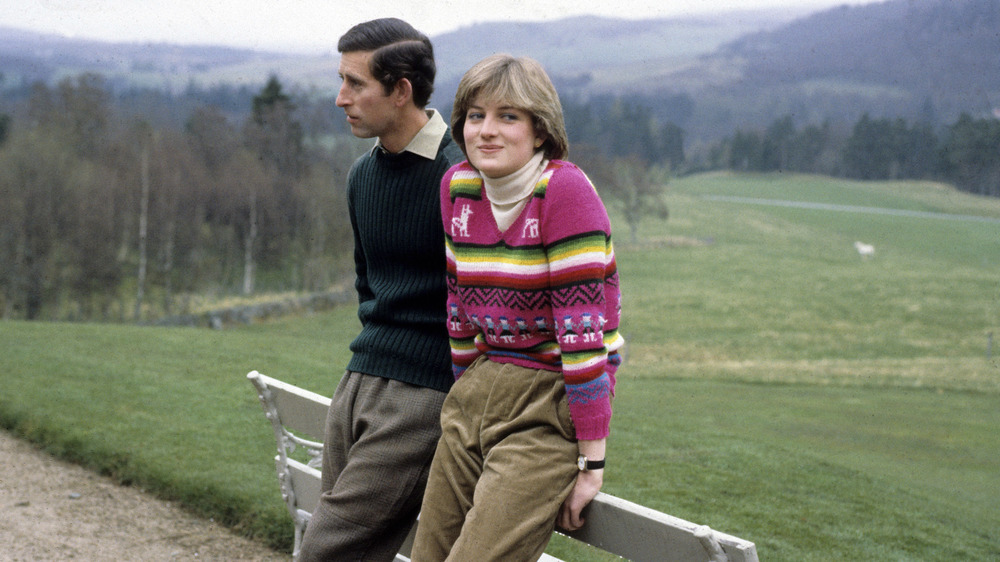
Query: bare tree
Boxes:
[
  {"xmin": 153, "ymin": 130, "xmax": 205, "ymax": 315},
  {"xmin": 218, "ymin": 149, "xmax": 270, "ymax": 296},
  {"xmin": 0, "ymin": 129, "xmax": 78, "ymax": 318},
  {"xmin": 186, "ymin": 106, "xmax": 239, "ymax": 177},
  {"xmin": 612, "ymin": 155, "xmax": 670, "ymax": 244},
  {"xmin": 574, "ymin": 146, "xmax": 669, "ymax": 243},
  {"xmin": 134, "ymin": 140, "xmax": 151, "ymax": 320}
]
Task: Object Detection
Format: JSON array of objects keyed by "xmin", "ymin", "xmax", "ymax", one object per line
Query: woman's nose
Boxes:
[{"xmin": 480, "ymin": 115, "xmax": 498, "ymax": 136}]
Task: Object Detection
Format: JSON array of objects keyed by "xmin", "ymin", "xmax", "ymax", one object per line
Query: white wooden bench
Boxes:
[{"xmin": 248, "ymin": 370, "xmax": 759, "ymax": 562}]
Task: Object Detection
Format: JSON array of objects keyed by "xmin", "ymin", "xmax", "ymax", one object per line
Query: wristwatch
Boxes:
[{"xmin": 577, "ymin": 454, "xmax": 605, "ymax": 471}]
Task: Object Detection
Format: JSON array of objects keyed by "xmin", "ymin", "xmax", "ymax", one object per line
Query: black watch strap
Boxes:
[{"xmin": 577, "ymin": 455, "xmax": 606, "ymax": 471}]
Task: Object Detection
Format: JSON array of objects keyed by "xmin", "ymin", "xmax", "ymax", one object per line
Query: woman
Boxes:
[{"xmin": 410, "ymin": 54, "xmax": 624, "ymax": 561}]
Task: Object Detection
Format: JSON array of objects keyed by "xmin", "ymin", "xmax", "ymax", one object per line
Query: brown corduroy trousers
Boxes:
[
  {"xmin": 298, "ymin": 371, "xmax": 447, "ymax": 562},
  {"xmin": 411, "ymin": 357, "xmax": 580, "ymax": 562}
]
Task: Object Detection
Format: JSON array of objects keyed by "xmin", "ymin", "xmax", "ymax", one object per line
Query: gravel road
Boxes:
[{"xmin": 0, "ymin": 431, "xmax": 289, "ymax": 561}]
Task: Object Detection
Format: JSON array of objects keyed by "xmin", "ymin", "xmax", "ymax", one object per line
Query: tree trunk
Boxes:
[
  {"xmin": 134, "ymin": 145, "xmax": 150, "ymax": 322},
  {"xmin": 242, "ymin": 189, "xmax": 257, "ymax": 296},
  {"xmin": 161, "ymin": 217, "xmax": 176, "ymax": 315}
]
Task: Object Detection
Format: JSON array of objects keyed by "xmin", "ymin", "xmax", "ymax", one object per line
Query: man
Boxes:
[{"xmin": 298, "ymin": 18, "xmax": 463, "ymax": 562}]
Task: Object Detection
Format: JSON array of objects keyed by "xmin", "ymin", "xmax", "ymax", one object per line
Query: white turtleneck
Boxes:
[{"xmin": 482, "ymin": 151, "xmax": 548, "ymax": 232}]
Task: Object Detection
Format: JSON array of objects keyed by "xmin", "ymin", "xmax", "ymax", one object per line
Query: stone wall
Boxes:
[{"xmin": 150, "ymin": 289, "xmax": 355, "ymax": 329}]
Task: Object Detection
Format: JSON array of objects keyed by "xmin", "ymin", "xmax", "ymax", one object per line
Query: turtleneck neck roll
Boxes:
[{"xmin": 481, "ymin": 151, "xmax": 548, "ymax": 232}]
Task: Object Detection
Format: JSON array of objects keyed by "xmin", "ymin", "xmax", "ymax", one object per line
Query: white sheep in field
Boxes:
[{"xmin": 854, "ymin": 241, "xmax": 875, "ymax": 258}]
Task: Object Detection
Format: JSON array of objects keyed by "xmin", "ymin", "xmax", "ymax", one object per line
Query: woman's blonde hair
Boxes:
[{"xmin": 451, "ymin": 54, "xmax": 569, "ymax": 161}]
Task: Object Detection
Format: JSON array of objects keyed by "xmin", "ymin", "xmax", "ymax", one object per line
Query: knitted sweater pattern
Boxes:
[
  {"xmin": 346, "ymin": 136, "xmax": 464, "ymax": 393},
  {"xmin": 442, "ymin": 159, "xmax": 624, "ymax": 440}
]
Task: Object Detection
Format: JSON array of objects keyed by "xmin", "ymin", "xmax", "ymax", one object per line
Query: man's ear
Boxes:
[{"xmin": 393, "ymin": 78, "xmax": 414, "ymax": 108}]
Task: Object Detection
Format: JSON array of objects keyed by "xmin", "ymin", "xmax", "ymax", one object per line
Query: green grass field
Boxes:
[{"xmin": 2, "ymin": 172, "xmax": 998, "ymax": 560}]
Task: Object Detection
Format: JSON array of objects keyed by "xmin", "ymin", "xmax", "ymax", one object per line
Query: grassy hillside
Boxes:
[
  {"xmin": 602, "ymin": 172, "xmax": 1000, "ymax": 559},
  {"xmin": 1, "ymin": 173, "xmax": 998, "ymax": 560}
]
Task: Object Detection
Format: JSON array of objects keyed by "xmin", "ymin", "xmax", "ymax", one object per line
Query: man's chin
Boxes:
[{"xmin": 348, "ymin": 125, "xmax": 374, "ymax": 139}]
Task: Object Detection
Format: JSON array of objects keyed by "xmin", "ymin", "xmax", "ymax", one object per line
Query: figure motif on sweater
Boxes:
[
  {"xmin": 441, "ymin": 159, "xmax": 624, "ymax": 441},
  {"xmin": 522, "ymin": 218, "xmax": 540, "ymax": 239},
  {"xmin": 451, "ymin": 204, "xmax": 473, "ymax": 238}
]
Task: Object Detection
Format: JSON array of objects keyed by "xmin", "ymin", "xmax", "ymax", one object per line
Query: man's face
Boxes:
[{"xmin": 336, "ymin": 51, "xmax": 397, "ymax": 139}]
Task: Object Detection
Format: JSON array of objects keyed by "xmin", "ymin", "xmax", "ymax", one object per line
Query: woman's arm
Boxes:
[{"xmin": 542, "ymin": 164, "xmax": 617, "ymax": 440}]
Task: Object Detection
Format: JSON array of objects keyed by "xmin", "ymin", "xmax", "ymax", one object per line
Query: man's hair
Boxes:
[
  {"xmin": 451, "ymin": 54, "xmax": 569, "ymax": 161},
  {"xmin": 338, "ymin": 18, "xmax": 436, "ymax": 109}
]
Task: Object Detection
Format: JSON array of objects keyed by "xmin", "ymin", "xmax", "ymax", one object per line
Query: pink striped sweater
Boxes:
[{"xmin": 441, "ymin": 159, "xmax": 624, "ymax": 440}]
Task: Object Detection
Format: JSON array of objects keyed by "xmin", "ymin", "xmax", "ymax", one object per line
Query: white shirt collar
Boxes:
[{"xmin": 371, "ymin": 109, "xmax": 448, "ymax": 160}]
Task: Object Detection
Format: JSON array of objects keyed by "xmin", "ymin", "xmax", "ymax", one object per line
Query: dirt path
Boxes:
[{"xmin": 0, "ymin": 431, "xmax": 289, "ymax": 561}]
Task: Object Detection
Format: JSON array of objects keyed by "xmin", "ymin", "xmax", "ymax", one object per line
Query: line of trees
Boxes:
[
  {"xmin": 0, "ymin": 74, "xmax": 357, "ymax": 321},
  {"xmin": 0, "ymin": 77, "xmax": 685, "ymax": 321},
  {"xmin": 709, "ymin": 112, "xmax": 1000, "ymax": 196},
  {"xmin": 2, "ymin": 70, "xmax": 997, "ymax": 321}
]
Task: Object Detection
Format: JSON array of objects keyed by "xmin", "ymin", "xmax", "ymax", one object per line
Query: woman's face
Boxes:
[{"xmin": 463, "ymin": 96, "xmax": 544, "ymax": 178}]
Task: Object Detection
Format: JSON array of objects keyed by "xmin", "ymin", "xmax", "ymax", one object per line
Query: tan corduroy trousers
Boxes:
[{"xmin": 411, "ymin": 357, "xmax": 580, "ymax": 562}]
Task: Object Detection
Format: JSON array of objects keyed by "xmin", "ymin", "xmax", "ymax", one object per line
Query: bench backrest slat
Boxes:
[
  {"xmin": 253, "ymin": 374, "xmax": 330, "ymax": 441},
  {"xmin": 564, "ymin": 492, "xmax": 757, "ymax": 561},
  {"xmin": 282, "ymin": 458, "xmax": 322, "ymax": 511}
]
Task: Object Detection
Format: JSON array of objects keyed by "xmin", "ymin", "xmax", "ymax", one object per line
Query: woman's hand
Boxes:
[
  {"xmin": 557, "ymin": 438, "xmax": 606, "ymax": 531},
  {"xmin": 557, "ymin": 468, "xmax": 603, "ymax": 531}
]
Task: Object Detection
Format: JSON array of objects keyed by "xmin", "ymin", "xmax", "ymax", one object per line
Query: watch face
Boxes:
[{"xmin": 577, "ymin": 456, "xmax": 587, "ymax": 470}]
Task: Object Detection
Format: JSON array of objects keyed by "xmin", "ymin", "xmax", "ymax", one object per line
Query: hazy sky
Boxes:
[{"xmin": 2, "ymin": 0, "xmax": 877, "ymax": 53}]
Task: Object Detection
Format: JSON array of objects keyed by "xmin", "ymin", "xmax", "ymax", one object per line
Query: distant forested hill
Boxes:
[
  {"xmin": 727, "ymin": 0, "xmax": 999, "ymax": 93},
  {"xmin": 432, "ymin": 0, "xmax": 999, "ymax": 140},
  {"xmin": 430, "ymin": 11, "xmax": 797, "ymax": 85},
  {"xmin": 1, "ymin": 0, "xmax": 996, "ymax": 144},
  {"xmin": 718, "ymin": 0, "xmax": 1000, "ymax": 127}
]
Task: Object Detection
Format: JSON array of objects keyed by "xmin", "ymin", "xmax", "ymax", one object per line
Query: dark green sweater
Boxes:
[{"xmin": 345, "ymin": 134, "xmax": 465, "ymax": 392}]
